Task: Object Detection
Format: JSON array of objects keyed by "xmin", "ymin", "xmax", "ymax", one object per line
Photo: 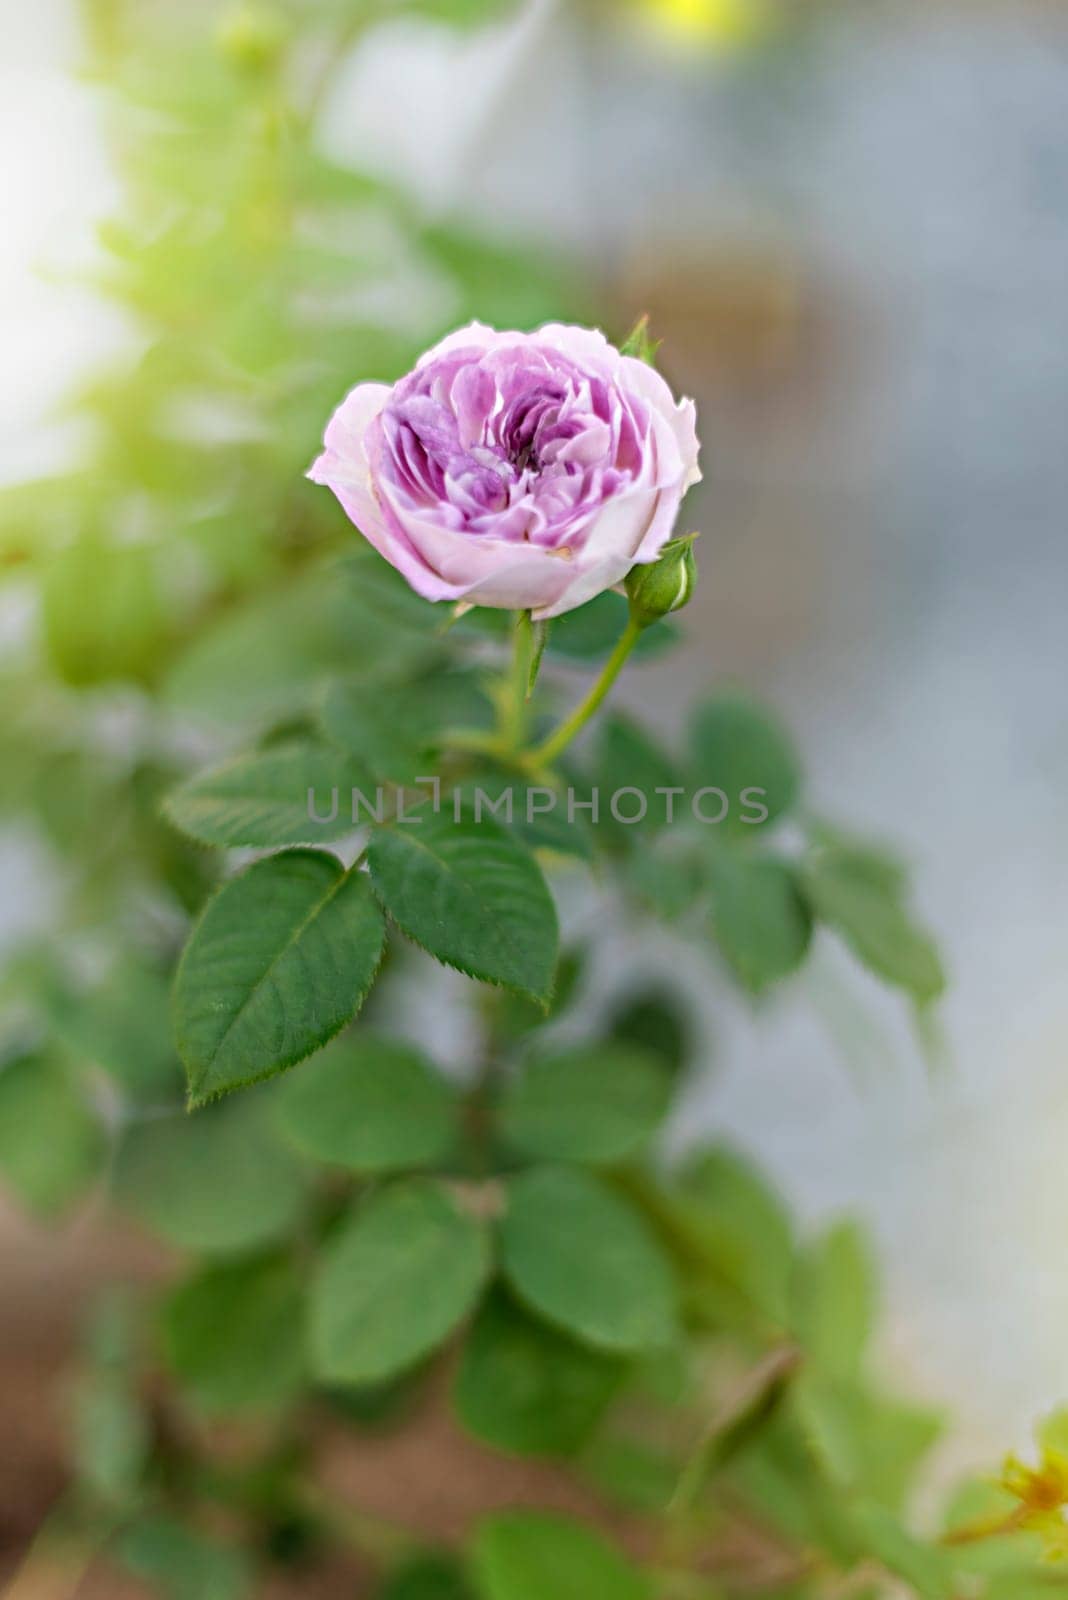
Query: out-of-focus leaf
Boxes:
[
  {"xmin": 710, "ymin": 852, "xmax": 812, "ymax": 992},
  {"xmin": 403, "ymin": 0, "xmax": 513, "ymax": 28},
  {"xmin": 470, "ymin": 1512, "xmax": 648, "ymax": 1600},
  {"xmin": 581, "ymin": 1433, "xmax": 682, "ymax": 1515},
  {"xmin": 793, "ymin": 1370, "xmax": 943, "ymax": 1512},
  {"xmin": 276, "ymin": 1034, "xmax": 460, "ymax": 1174},
  {"xmin": 793, "ymin": 1220, "xmax": 875, "ymax": 1379},
  {"xmin": 500, "ymin": 1166, "xmax": 678, "ymax": 1354},
  {"xmin": 802, "ymin": 845, "xmax": 945, "ymax": 1004},
  {"xmin": 547, "ymin": 591, "xmax": 679, "ymax": 661},
  {"xmin": 42, "ymin": 537, "xmax": 165, "ymax": 686},
  {"xmin": 165, "ymin": 556, "xmax": 437, "ymax": 728},
  {"xmin": 380, "ymin": 1556, "xmax": 476, "ymax": 1600},
  {"xmin": 624, "ymin": 844, "xmax": 706, "ymax": 921},
  {"xmin": 689, "ymin": 694, "xmax": 801, "ymax": 835},
  {"xmin": 726, "ymin": 1410, "xmax": 861, "ymax": 1563},
  {"xmin": 500, "ymin": 1042, "xmax": 670, "ymax": 1164},
  {"xmin": 310, "ymin": 1180, "xmax": 489, "ymax": 1385},
  {"xmin": 0, "ymin": 1053, "xmax": 104, "ymax": 1217},
  {"xmin": 43, "ymin": 955, "xmax": 182, "ymax": 1102},
  {"xmin": 162, "ymin": 1252, "xmax": 307, "ymax": 1416},
  {"xmin": 71, "ymin": 1370, "xmax": 149, "ymax": 1508},
  {"xmin": 847, "ymin": 1501, "xmax": 952, "ymax": 1598},
  {"xmin": 112, "ymin": 1092, "xmax": 307, "ymax": 1254},
  {"xmin": 454, "ymin": 1287, "xmax": 622, "ymax": 1457},
  {"xmin": 606, "ymin": 986, "xmax": 693, "ymax": 1079},
  {"xmin": 322, "ymin": 672, "xmax": 493, "ymax": 786},
  {"xmin": 420, "ymin": 222, "xmax": 577, "ymax": 334},
  {"xmin": 670, "ymin": 1146, "xmax": 795, "ymax": 1327},
  {"xmin": 119, "ymin": 1517, "xmax": 250, "ymax": 1600},
  {"xmin": 594, "ymin": 713, "xmax": 681, "ymax": 836}
]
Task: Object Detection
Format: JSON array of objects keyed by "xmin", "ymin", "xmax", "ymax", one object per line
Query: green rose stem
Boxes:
[
  {"xmin": 525, "ymin": 614, "xmax": 643, "ymax": 768},
  {"xmin": 442, "ymin": 612, "xmax": 540, "ymax": 770},
  {"xmin": 502, "ymin": 609, "xmax": 536, "ymax": 750},
  {"xmin": 445, "ymin": 575, "xmax": 673, "ymax": 775}
]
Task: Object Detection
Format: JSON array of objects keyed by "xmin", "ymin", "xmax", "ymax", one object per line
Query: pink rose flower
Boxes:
[{"xmin": 308, "ymin": 322, "xmax": 701, "ymax": 620}]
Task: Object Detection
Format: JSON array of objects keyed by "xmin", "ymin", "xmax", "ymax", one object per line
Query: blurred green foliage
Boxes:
[{"xmin": 0, "ymin": 3, "xmax": 1051, "ymax": 1600}]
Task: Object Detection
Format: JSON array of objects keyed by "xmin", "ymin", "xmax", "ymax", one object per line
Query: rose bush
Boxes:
[
  {"xmin": 3, "ymin": 3, "xmax": 1056, "ymax": 1597},
  {"xmin": 309, "ymin": 322, "xmax": 701, "ymax": 618}
]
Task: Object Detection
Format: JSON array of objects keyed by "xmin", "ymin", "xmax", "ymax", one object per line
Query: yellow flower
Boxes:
[
  {"xmin": 997, "ymin": 1426, "xmax": 1068, "ymax": 1561},
  {"xmin": 947, "ymin": 1418, "xmax": 1068, "ymax": 1561},
  {"xmin": 1002, "ymin": 1448, "xmax": 1068, "ymax": 1514},
  {"xmin": 637, "ymin": 0, "xmax": 774, "ymax": 52}
]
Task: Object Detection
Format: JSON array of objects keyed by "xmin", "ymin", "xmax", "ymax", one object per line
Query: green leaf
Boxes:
[
  {"xmin": 71, "ymin": 1370, "xmax": 149, "ymax": 1508},
  {"xmin": 491, "ymin": 946, "xmax": 587, "ymax": 1042},
  {"xmin": 162, "ymin": 1253, "xmax": 306, "ymax": 1416},
  {"xmin": 689, "ymin": 694, "xmax": 801, "ymax": 834},
  {"xmin": 164, "ymin": 741, "xmax": 375, "ymax": 848},
  {"xmin": 606, "ymin": 987, "xmax": 692, "ymax": 1078},
  {"xmin": 310, "ymin": 1180, "xmax": 490, "ymax": 1385},
  {"xmin": 174, "ymin": 849, "xmax": 385, "ymax": 1104},
  {"xmin": 710, "ymin": 854, "xmax": 813, "ymax": 993},
  {"xmin": 276, "ymin": 1034, "xmax": 459, "ymax": 1174},
  {"xmin": 458, "ymin": 773, "xmax": 593, "ymax": 863},
  {"xmin": 454, "ymin": 1287, "xmax": 622, "ymax": 1457},
  {"xmin": 321, "ymin": 681, "xmax": 439, "ymax": 787},
  {"xmin": 418, "ymin": 222, "xmax": 576, "ymax": 342},
  {"xmin": 322, "ymin": 672, "xmax": 492, "ymax": 785},
  {"xmin": 119, "ymin": 1517, "xmax": 250, "ymax": 1600},
  {"xmin": 983, "ymin": 1575, "xmax": 1068, "ymax": 1600},
  {"xmin": 802, "ymin": 846, "xmax": 945, "ymax": 1003},
  {"xmin": 44, "ymin": 956, "xmax": 182, "ymax": 1101},
  {"xmin": 500, "ymin": 1043, "xmax": 670, "ymax": 1164},
  {"xmin": 112, "ymin": 1093, "xmax": 306, "ymax": 1254},
  {"xmin": 548, "ymin": 591, "xmax": 679, "ymax": 661},
  {"xmin": 729, "ymin": 1409, "xmax": 867, "ymax": 1562},
  {"xmin": 593, "ymin": 713, "xmax": 680, "ymax": 840},
  {"xmin": 793, "ymin": 1221, "xmax": 875, "ymax": 1379},
  {"xmin": 619, "ymin": 313, "xmax": 660, "ymax": 365},
  {"xmin": 793, "ymin": 1371, "xmax": 942, "ymax": 1511},
  {"xmin": 500, "ymin": 1167, "xmax": 678, "ymax": 1354},
  {"xmin": 405, "ymin": 0, "xmax": 514, "ymax": 34},
  {"xmin": 662, "ymin": 1147, "xmax": 795, "ymax": 1326},
  {"xmin": 165, "ymin": 554, "xmax": 436, "ymax": 729},
  {"xmin": 582, "ymin": 1434, "xmax": 682, "ymax": 1515},
  {"xmin": 470, "ymin": 1512, "xmax": 648, "ymax": 1600},
  {"xmin": 848, "ymin": 1501, "xmax": 952, "ymax": 1598},
  {"xmin": 43, "ymin": 536, "xmax": 163, "ymax": 686},
  {"xmin": 806, "ymin": 818, "xmax": 909, "ymax": 893},
  {"xmin": 367, "ymin": 809, "xmax": 558, "ymax": 1005},
  {"xmin": 623, "ymin": 845, "xmax": 705, "ymax": 921},
  {"xmin": 380, "ymin": 1556, "xmax": 476, "ymax": 1600},
  {"xmin": 0, "ymin": 1053, "xmax": 104, "ymax": 1217}
]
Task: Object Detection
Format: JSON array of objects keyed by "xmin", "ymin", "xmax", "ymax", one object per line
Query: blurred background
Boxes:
[{"xmin": 3, "ymin": 0, "xmax": 1068, "ymax": 1567}]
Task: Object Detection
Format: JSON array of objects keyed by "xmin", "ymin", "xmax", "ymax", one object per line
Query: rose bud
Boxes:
[
  {"xmin": 625, "ymin": 532, "xmax": 698, "ymax": 628},
  {"xmin": 308, "ymin": 323, "xmax": 700, "ymax": 621}
]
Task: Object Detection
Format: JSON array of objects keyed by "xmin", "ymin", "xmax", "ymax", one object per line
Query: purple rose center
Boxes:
[{"xmin": 373, "ymin": 344, "xmax": 650, "ymax": 550}]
